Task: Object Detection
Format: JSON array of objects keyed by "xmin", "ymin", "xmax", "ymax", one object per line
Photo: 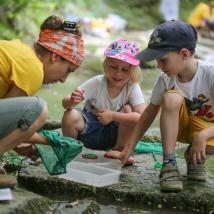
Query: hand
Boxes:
[
  {"xmin": 105, "ymin": 146, "xmax": 133, "ymax": 166},
  {"xmin": 70, "ymin": 88, "xmax": 85, "ymax": 106},
  {"xmin": 190, "ymin": 133, "xmax": 207, "ymax": 165},
  {"xmin": 97, "ymin": 108, "xmax": 113, "ymax": 125},
  {"xmin": 13, "ymin": 143, "xmax": 38, "ymax": 161}
]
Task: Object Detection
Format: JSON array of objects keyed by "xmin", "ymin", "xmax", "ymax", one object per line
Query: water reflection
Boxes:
[{"xmin": 47, "ymin": 198, "xmax": 192, "ymax": 214}]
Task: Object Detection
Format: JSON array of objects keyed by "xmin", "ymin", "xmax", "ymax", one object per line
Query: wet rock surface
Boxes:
[
  {"xmin": 16, "ymin": 146, "xmax": 214, "ymax": 214},
  {"xmin": 0, "ymin": 187, "xmax": 50, "ymax": 214}
]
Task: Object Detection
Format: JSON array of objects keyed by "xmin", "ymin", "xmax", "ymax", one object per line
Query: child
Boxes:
[
  {"xmin": 62, "ymin": 39, "xmax": 147, "ymax": 157},
  {"xmin": 106, "ymin": 20, "xmax": 214, "ymax": 192},
  {"xmin": 0, "ymin": 15, "xmax": 84, "ymax": 187}
]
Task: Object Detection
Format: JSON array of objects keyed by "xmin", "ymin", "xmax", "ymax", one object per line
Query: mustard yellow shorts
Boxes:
[{"xmin": 167, "ymin": 90, "xmax": 214, "ymax": 147}]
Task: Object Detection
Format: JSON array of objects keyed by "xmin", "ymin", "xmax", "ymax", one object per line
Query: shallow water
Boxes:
[{"xmin": 47, "ymin": 197, "xmax": 192, "ymax": 214}]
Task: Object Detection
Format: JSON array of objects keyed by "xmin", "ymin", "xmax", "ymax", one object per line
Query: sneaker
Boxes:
[
  {"xmin": 186, "ymin": 161, "xmax": 206, "ymax": 181},
  {"xmin": 184, "ymin": 146, "xmax": 207, "ymax": 181},
  {"xmin": 159, "ymin": 162, "xmax": 183, "ymax": 192},
  {"xmin": 0, "ymin": 174, "xmax": 17, "ymax": 188}
]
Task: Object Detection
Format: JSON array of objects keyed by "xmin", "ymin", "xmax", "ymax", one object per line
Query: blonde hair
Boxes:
[{"xmin": 103, "ymin": 57, "xmax": 142, "ymax": 84}]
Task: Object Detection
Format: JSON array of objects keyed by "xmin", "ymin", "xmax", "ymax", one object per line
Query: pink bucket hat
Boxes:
[{"xmin": 104, "ymin": 39, "xmax": 140, "ymax": 65}]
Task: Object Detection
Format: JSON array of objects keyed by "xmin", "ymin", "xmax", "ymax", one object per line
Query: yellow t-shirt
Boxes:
[
  {"xmin": 188, "ymin": 3, "xmax": 214, "ymax": 27},
  {"xmin": 0, "ymin": 39, "xmax": 43, "ymax": 98}
]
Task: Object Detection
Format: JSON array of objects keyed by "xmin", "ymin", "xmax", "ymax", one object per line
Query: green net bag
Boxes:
[{"xmin": 35, "ymin": 129, "xmax": 83, "ymax": 175}]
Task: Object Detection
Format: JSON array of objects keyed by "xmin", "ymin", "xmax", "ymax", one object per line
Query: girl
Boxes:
[{"xmin": 62, "ymin": 39, "xmax": 146, "ymax": 154}]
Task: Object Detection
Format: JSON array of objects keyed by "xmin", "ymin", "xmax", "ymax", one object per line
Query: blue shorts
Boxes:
[{"xmin": 77, "ymin": 110, "xmax": 118, "ymax": 150}]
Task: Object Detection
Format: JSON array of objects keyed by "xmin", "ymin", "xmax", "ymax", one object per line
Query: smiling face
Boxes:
[
  {"xmin": 105, "ymin": 58, "xmax": 132, "ymax": 89},
  {"xmin": 42, "ymin": 53, "xmax": 78, "ymax": 84}
]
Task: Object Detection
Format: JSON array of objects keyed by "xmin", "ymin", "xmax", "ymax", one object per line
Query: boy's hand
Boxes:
[
  {"xmin": 97, "ymin": 108, "xmax": 113, "ymax": 125},
  {"xmin": 191, "ymin": 133, "xmax": 207, "ymax": 165},
  {"xmin": 70, "ymin": 88, "xmax": 85, "ymax": 106}
]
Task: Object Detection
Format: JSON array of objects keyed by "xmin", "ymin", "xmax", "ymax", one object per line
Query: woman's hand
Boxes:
[{"xmin": 14, "ymin": 143, "xmax": 38, "ymax": 161}]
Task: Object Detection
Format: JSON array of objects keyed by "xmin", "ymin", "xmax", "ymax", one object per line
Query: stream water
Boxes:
[{"xmin": 47, "ymin": 197, "xmax": 193, "ymax": 214}]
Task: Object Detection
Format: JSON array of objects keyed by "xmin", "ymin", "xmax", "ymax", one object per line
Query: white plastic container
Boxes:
[{"xmin": 59, "ymin": 161, "xmax": 121, "ymax": 187}]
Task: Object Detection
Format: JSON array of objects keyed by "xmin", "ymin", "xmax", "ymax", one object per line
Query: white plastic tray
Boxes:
[
  {"xmin": 59, "ymin": 161, "xmax": 121, "ymax": 187},
  {"xmin": 73, "ymin": 151, "xmax": 122, "ymax": 171}
]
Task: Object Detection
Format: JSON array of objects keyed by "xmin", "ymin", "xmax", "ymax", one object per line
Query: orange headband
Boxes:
[{"xmin": 38, "ymin": 28, "xmax": 84, "ymax": 66}]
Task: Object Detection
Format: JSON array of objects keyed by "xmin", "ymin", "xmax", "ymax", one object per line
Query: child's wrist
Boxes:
[{"xmin": 111, "ymin": 111, "xmax": 115, "ymax": 121}]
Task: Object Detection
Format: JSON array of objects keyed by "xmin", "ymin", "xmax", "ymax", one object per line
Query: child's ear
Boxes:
[
  {"xmin": 51, "ymin": 53, "xmax": 60, "ymax": 63},
  {"xmin": 179, "ymin": 48, "xmax": 191, "ymax": 59}
]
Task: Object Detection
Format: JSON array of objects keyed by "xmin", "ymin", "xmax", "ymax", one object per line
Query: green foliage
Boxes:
[
  {"xmin": 0, "ymin": 151, "xmax": 27, "ymax": 174},
  {"xmin": 0, "ymin": 0, "xmax": 67, "ymax": 40},
  {"xmin": 106, "ymin": 0, "xmax": 161, "ymax": 30},
  {"xmin": 1, "ymin": 0, "xmax": 207, "ymax": 40}
]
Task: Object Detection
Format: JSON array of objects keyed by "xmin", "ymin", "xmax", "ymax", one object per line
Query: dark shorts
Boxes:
[
  {"xmin": 0, "ymin": 96, "xmax": 46, "ymax": 140},
  {"xmin": 77, "ymin": 110, "xmax": 118, "ymax": 150}
]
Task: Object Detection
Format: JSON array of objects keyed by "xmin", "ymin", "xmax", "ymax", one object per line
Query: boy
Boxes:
[{"xmin": 107, "ymin": 20, "xmax": 214, "ymax": 192}]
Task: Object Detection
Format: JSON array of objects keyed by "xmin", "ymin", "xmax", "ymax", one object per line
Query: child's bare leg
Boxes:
[
  {"xmin": 160, "ymin": 92, "xmax": 183, "ymax": 163},
  {"xmin": 0, "ymin": 104, "xmax": 48, "ymax": 154},
  {"xmin": 61, "ymin": 109, "xmax": 85, "ymax": 138},
  {"xmin": 159, "ymin": 92, "xmax": 184, "ymax": 192},
  {"xmin": 114, "ymin": 104, "xmax": 133, "ymax": 150},
  {"xmin": 114, "ymin": 124, "xmax": 135, "ymax": 150}
]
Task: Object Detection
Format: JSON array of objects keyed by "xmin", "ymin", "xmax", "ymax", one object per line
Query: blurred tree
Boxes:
[
  {"xmin": 0, "ymin": 0, "xmax": 67, "ymax": 40},
  {"xmin": 0, "ymin": 0, "xmax": 211, "ymax": 41},
  {"xmin": 0, "ymin": 0, "xmax": 30, "ymax": 39}
]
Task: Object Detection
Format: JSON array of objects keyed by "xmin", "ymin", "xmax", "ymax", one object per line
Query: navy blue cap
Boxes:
[{"xmin": 137, "ymin": 20, "xmax": 198, "ymax": 62}]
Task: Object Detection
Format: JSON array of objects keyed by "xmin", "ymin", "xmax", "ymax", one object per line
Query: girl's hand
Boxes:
[
  {"xmin": 70, "ymin": 88, "xmax": 85, "ymax": 106},
  {"xmin": 97, "ymin": 108, "xmax": 113, "ymax": 125},
  {"xmin": 191, "ymin": 133, "xmax": 207, "ymax": 165},
  {"xmin": 62, "ymin": 88, "xmax": 84, "ymax": 110},
  {"xmin": 105, "ymin": 146, "xmax": 133, "ymax": 166}
]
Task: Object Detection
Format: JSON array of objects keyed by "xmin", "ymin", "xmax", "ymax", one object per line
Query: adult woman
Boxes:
[{"xmin": 0, "ymin": 15, "xmax": 84, "ymax": 187}]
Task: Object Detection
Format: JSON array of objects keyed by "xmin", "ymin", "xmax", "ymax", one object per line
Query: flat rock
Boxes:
[
  {"xmin": 0, "ymin": 187, "xmax": 50, "ymax": 214},
  {"xmin": 17, "ymin": 148, "xmax": 214, "ymax": 214}
]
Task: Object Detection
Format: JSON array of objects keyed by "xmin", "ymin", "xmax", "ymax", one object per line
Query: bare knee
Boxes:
[
  {"xmin": 162, "ymin": 92, "xmax": 183, "ymax": 112},
  {"xmin": 120, "ymin": 104, "xmax": 132, "ymax": 113},
  {"xmin": 62, "ymin": 109, "xmax": 84, "ymax": 134},
  {"xmin": 62, "ymin": 109, "xmax": 81, "ymax": 125}
]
